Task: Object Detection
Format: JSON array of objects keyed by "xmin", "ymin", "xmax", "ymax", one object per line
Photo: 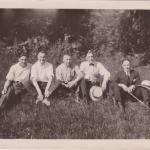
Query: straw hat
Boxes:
[
  {"xmin": 141, "ymin": 80, "xmax": 150, "ymax": 87},
  {"xmin": 89, "ymin": 86, "xmax": 103, "ymax": 101}
]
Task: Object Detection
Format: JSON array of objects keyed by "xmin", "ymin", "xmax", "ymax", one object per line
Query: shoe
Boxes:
[{"xmin": 42, "ymin": 98, "xmax": 50, "ymax": 106}]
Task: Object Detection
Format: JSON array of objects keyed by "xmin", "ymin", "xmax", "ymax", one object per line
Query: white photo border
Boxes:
[{"xmin": 0, "ymin": 0, "xmax": 150, "ymax": 150}]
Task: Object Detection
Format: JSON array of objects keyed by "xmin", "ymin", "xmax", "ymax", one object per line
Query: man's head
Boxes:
[
  {"xmin": 18, "ymin": 53, "xmax": 28, "ymax": 67},
  {"xmin": 122, "ymin": 59, "xmax": 131, "ymax": 72},
  {"xmin": 37, "ymin": 51, "xmax": 46, "ymax": 65},
  {"xmin": 63, "ymin": 54, "xmax": 72, "ymax": 66},
  {"xmin": 86, "ymin": 50, "xmax": 94, "ymax": 63}
]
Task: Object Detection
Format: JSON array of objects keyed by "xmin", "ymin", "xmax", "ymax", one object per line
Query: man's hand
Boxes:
[
  {"xmin": 68, "ymin": 80, "xmax": 77, "ymax": 88},
  {"xmin": 128, "ymin": 85, "xmax": 135, "ymax": 93},
  {"xmin": 2, "ymin": 88, "xmax": 7, "ymax": 95},
  {"xmin": 62, "ymin": 82, "xmax": 69, "ymax": 88},
  {"xmin": 101, "ymin": 81, "xmax": 107, "ymax": 92},
  {"xmin": 44, "ymin": 89, "xmax": 50, "ymax": 98},
  {"xmin": 118, "ymin": 84, "xmax": 128, "ymax": 92},
  {"xmin": 89, "ymin": 77, "xmax": 97, "ymax": 84},
  {"xmin": 37, "ymin": 92, "xmax": 44, "ymax": 101}
]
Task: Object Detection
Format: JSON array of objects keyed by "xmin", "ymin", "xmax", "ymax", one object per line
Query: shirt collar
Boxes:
[
  {"xmin": 63, "ymin": 63, "xmax": 72, "ymax": 68},
  {"xmin": 124, "ymin": 69, "xmax": 130, "ymax": 76},
  {"xmin": 17, "ymin": 62, "xmax": 28, "ymax": 68},
  {"xmin": 37, "ymin": 61, "xmax": 46, "ymax": 67}
]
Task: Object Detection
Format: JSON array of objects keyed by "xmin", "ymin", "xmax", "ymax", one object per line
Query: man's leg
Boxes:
[
  {"xmin": 80, "ymin": 79, "xmax": 92, "ymax": 104},
  {"xmin": 0, "ymin": 84, "xmax": 15, "ymax": 109},
  {"xmin": 49, "ymin": 80, "xmax": 69, "ymax": 98},
  {"xmin": 110, "ymin": 82, "xmax": 126, "ymax": 112},
  {"xmin": 69, "ymin": 79, "xmax": 82, "ymax": 103},
  {"xmin": 133, "ymin": 86, "xmax": 150, "ymax": 106}
]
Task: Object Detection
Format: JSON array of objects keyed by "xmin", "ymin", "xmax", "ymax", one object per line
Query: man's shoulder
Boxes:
[
  {"xmin": 95, "ymin": 61, "xmax": 104, "ymax": 66},
  {"xmin": 115, "ymin": 70, "xmax": 124, "ymax": 76},
  {"xmin": 45, "ymin": 62, "xmax": 53, "ymax": 67},
  {"xmin": 9, "ymin": 63, "xmax": 19, "ymax": 70},
  {"xmin": 130, "ymin": 69, "xmax": 140, "ymax": 75},
  {"xmin": 32, "ymin": 61, "xmax": 38, "ymax": 67},
  {"xmin": 80, "ymin": 61, "xmax": 88, "ymax": 66},
  {"xmin": 56, "ymin": 63, "xmax": 64, "ymax": 70}
]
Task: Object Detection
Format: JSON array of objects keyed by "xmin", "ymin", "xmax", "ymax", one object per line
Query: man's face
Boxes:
[
  {"xmin": 18, "ymin": 56, "xmax": 27, "ymax": 67},
  {"xmin": 122, "ymin": 60, "xmax": 130, "ymax": 72},
  {"xmin": 86, "ymin": 53, "xmax": 94, "ymax": 63},
  {"xmin": 38, "ymin": 52, "xmax": 46, "ymax": 64},
  {"xmin": 63, "ymin": 55, "xmax": 72, "ymax": 66}
]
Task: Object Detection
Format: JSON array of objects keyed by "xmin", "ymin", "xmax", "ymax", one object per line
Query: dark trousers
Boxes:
[
  {"xmin": 80, "ymin": 79, "xmax": 109, "ymax": 103},
  {"xmin": 0, "ymin": 81, "xmax": 27, "ymax": 109},
  {"xmin": 50, "ymin": 79, "xmax": 85, "ymax": 99},
  {"xmin": 110, "ymin": 82, "xmax": 150, "ymax": 107},
  {"xmin": 37, "ymin": 82, "xmax": 47, "ymax": 96}
]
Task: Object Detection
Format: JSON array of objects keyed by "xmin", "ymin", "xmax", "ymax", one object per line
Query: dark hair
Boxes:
[{"xmin": 18, "ymin": 52, "xmax": 29, "ymax": 58}]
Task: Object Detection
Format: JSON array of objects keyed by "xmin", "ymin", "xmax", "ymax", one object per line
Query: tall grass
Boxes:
[
  {"xmin": 1, "ymin": 90, "xmax": 150, "ymax": 139},
  {"xmin": 1, "ymin": 46, "xmax": 150, "ymax": 139}
]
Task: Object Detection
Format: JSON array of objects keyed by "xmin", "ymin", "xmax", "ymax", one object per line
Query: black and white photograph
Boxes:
[{"xmin": 1, "ymin": 1, "xmax": 150, "ymax": 148}]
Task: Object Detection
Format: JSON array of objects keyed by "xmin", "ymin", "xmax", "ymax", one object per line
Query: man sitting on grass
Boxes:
[
  {"xmin": 31, "ymin": 51, "xmax": 54, "ymax": 106},
  {"xmin": 0, "ymin": 52, "xmax": 31, "ymax": 109},
  {"xmin": 50, "ymin": 54, "xmax": 83, "ymax": 102},
  {"xmin": 80, "ymin": 50, "xmax": 110, "ymax": 104},
  {"xmin": 111, "ymin": 59, "xmax": 150, "ymax": 112}
]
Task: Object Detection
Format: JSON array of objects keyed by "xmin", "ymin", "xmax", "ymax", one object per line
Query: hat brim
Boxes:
[
  {"xmin": 141, "ymin": 80, "xmax": 150, "ymax": 87},
  {"xmin": 89, "ymin": 86, "xmax": 103, "ymax": 102}
]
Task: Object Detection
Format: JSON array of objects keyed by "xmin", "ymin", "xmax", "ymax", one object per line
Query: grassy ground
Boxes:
[{"xmin": 1, "ymin": 53, "xmax": 150, "ymax": 139}]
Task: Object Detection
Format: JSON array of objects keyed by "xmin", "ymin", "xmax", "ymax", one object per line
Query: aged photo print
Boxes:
[{"xmin": 0, "ymin": 0, "xmax": 150, "ymax": 150}]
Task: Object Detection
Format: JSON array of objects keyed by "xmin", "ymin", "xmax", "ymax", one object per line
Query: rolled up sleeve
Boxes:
[
  {"xmin": 56, "ymin": 66, "xmax": 62, "ymax": 81},
  {"xmin": 75, "ymin": 65, "xmax": 83, "ymax": 78},
  {"xmin": 30, "ymin": 65, "xmax": 37, "ymax": 80},
  {"xmin": 6, "ymin": 66, "xmax": 15, "ymax": 81},
  {"xmin": 47, "ymin": 64, "xmax": 54, "ymax": 78}
]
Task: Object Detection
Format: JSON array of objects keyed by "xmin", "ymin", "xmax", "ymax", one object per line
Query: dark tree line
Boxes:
[{"xmin": 0, "ymin": 9, "xmax": 150, "ymax": 64}]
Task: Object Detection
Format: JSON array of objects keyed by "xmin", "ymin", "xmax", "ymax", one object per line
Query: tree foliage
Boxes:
[{"xmin": 118, "ymin": 10, "xmax": 150, "ymax": 64}]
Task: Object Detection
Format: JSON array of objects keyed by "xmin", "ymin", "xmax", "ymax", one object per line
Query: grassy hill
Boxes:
[{"xmin": 0, "ymin": 51, "xmax": 150, "ymax": 139}]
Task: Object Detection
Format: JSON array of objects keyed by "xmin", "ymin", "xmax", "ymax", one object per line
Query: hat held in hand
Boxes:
[{"xmin": 89, "ymin": 86, "xmax": 103, "ymax": 101}]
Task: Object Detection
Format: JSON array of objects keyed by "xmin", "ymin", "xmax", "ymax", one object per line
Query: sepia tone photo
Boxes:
[{"xmin": 0, "ymin": 9, "xmax": 150, "ymax": 141}]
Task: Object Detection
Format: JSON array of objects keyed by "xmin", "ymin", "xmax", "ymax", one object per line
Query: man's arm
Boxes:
[
  {"xmin": 98, "ymin": 63, "xmax": 110, "ymax": 91},
  {"xmin": 44, "ymin": 76, "xmax": 53, "ymax": 97},
  {"xmin": 31, "ymin": 65, "xmax": 43, "ymax": 100},
  {"xmin": 44, "ymin": 64, "xmax": 54, "ymax": 97},
  {"xmin": 2, "ymin": 65, "xmax": 15, "ymax": 94},
  {"xmin": 2, "ymin": 80, "xmax": 11, "ymax": 94},
  {"xmin": 31, "ymin": 78, "xmax": 43, "ymax": 100},
  {"xmin": 113, "ymin": 72, "xmax": 128, "ymax": 92},
  {"xmin": 68, "ymin": 66, "xmax": 84, "ymax": 88},
  {"xmin": 127, "ymin": 71, "xmax": 141, "ymax": 93}
]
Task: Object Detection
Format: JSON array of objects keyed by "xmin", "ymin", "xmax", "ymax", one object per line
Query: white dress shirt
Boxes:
[
  {"xmin": 6, "ymin": 63, "xmax": 31, "ymax": 82},
  {"xmin": 31, "ymin": 61, "xmax": 54, "ymax": 82},
  {"xmin": 80, "ymin": 61, "xmax": 110, "ymax": 82},
  {"xmin": 56, "ymin": 63, "xmax": 80, "ymax": 83}
]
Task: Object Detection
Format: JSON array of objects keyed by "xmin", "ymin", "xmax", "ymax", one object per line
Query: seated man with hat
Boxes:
[
  {"xmin": 111, "ymin": 59, "xmax": 150, "ymax": 112},
  {"xmin": 31, "ymin": 51, "xmax": 54, "ymax": 106},
  {"xmin": 50, "ymin": 54, "xmax": 83, "ymax": 102},
  {"xmin": 80, "ymin": 50, "xmax": 110, "ymax": 103},
  {"xmin": 0, "ymin": 52, "xmax": 31, "ymax": 109}
]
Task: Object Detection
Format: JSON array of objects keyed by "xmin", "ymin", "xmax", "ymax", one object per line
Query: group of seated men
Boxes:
[{"xmin": 0, "ymin": 50, "xmax": 150, "ymax": 112}]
